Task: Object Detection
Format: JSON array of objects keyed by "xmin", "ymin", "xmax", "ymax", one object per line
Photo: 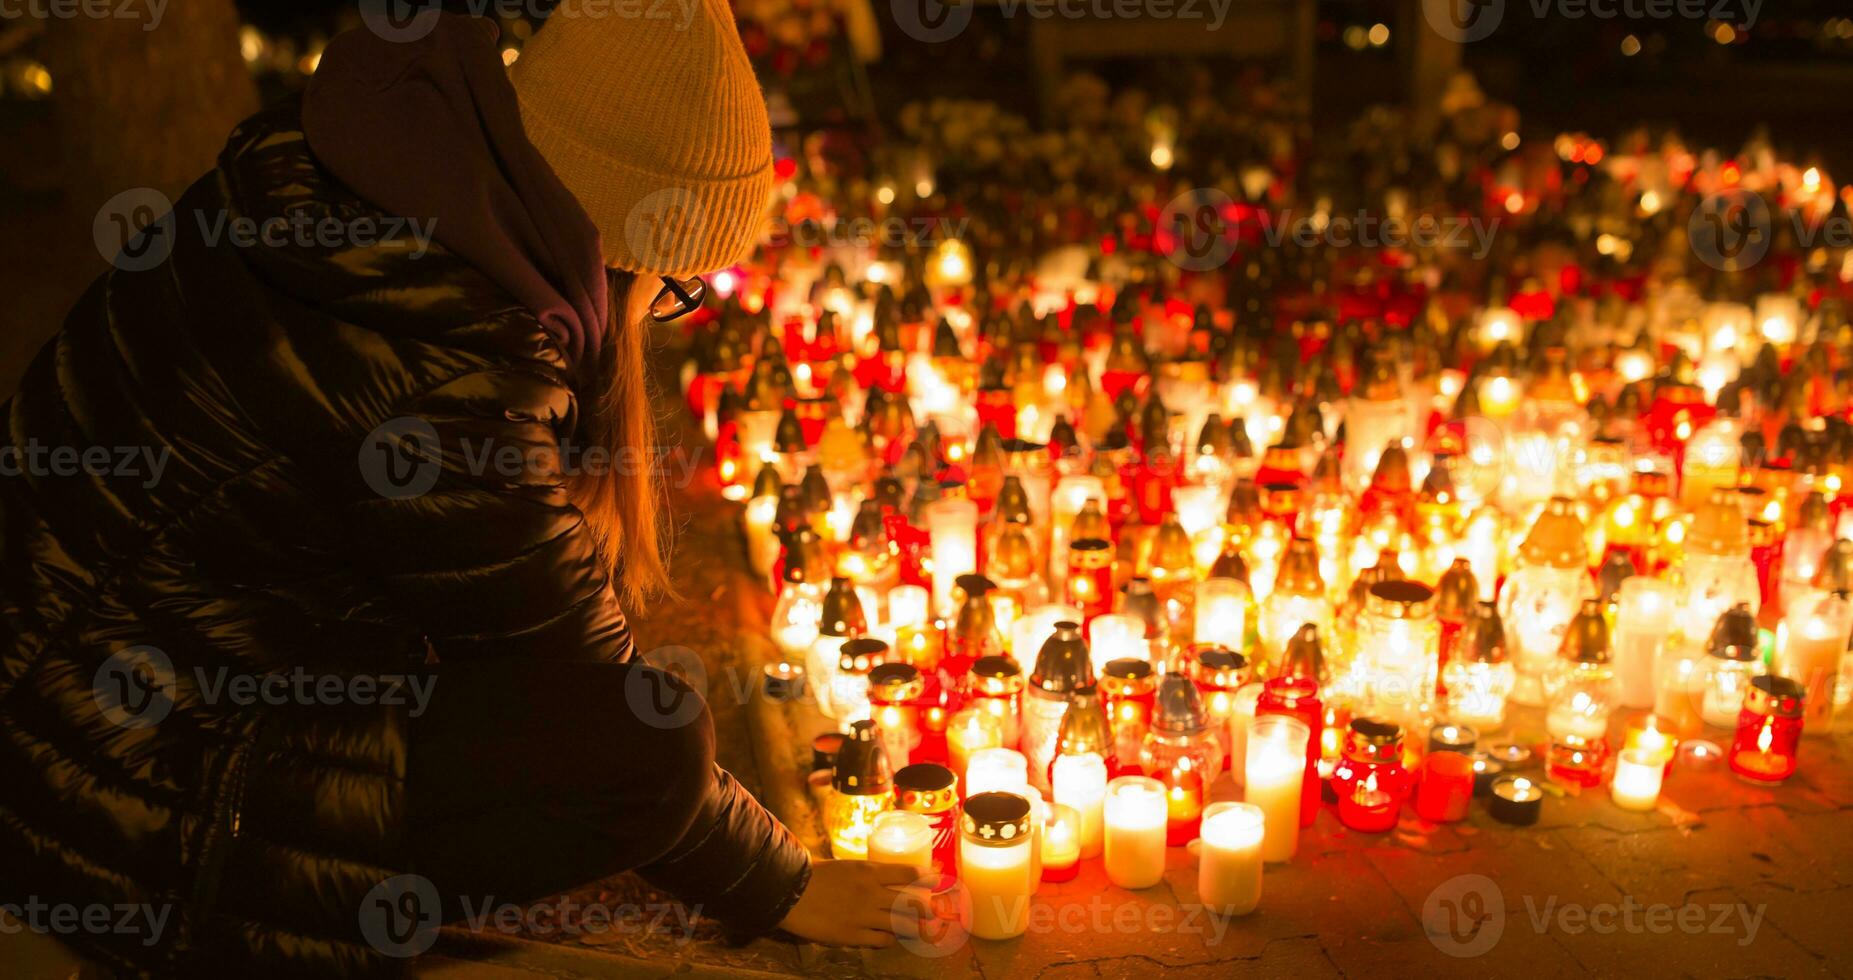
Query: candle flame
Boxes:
[{"xmin": 1757, "ymin": 719, "xmax": 1773, "ymax": 753}]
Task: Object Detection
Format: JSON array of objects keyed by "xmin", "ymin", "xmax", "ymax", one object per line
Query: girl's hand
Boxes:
[{"xmin": 777, "ymin": 859, "xmax": 932, "ymax": 947}]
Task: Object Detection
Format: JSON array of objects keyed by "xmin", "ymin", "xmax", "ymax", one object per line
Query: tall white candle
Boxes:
[
  {"xmin": 888, "ymin": 584, "xmax": 931, "ymax": 631},
  {"xmin": 1103, "ymin": 776, "xmax": 1167, "ymax": 889},
  {"xmin": 1226, "ymin": 682, "xmax": 1263, "ymax": 790},
  {"xmin": 959, "ymin": 794, "xmax": 1035, "ymax": 941},
  {"xmin": 1613, "ymin": 577, "xmax": 1675, "ymax": 709},
  {"xmin": 1245, "ymin": 715, "xmax": 1308, "ymax": 863},
  {"xmin": 926, "ymin": 497, "xmax": 979, "ymax": 617},
  {"xmin": 1051, "ymin": 752, "xmax": 1108, "ymax": 858},
  {"xmin": 1087, "ymin": 612, "xmax": 1149, "ymax": 674},
  {"xmin": 867, "ymin": 811, "xmax": 934, "ymax": 869},
  {"xmin": 1609, "ymin": 747, "xmax": 1665, "ymax": 811},
  {"xmin": 1777, "ymin": 599, "xmax": 1851, "ymax": 733},
  {"xmin": 1194, "ymin": 578, "xmax": 1251, "ymax": 650},
  {"xmin": 1198, "ymin": 802, "xmax": 1265, "ymax": 915}
]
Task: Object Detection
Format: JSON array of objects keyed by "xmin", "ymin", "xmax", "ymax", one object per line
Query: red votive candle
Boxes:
[
  {"xmin": 1330, "ymin": 718, "xmax": 1411, "ymax": 833},
  {"xmin": 1729, "ymin": 675, "xmax": 1804, "ymax": 784},
  {"xmin": 1257, "ymin": 675, "xmax": 1323, "ymax": 828},
  {"xmin": 1415, "ymin": 750, "xmax": 1476, "ymax": 823}
]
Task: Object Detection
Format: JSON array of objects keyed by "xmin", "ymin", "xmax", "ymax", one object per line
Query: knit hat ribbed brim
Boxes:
[{"xmin": 509, "ymin": 0, "xmax": 773, "ymax": 276}]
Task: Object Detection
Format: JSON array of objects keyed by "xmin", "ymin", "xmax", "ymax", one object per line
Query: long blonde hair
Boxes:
[{"xmin": 569, "ymin": 269, "xmax": 674, "ymax": 605}]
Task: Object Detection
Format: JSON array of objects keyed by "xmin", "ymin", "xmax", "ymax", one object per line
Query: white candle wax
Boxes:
[
  {"xmin": 961, "ymin": 833, "xmax": 1033, "ymax": 940},
  {"xmin": 1226, "ymin": 682, "xmax": 1263, "ymax": 790},
  {"xmin": 1087, "ymin": 613, "xmax": 1149, "ymax": 674},
  {"xmin": 965, "ymin": 748, "xmax": 1029, "ymax": 796},
  {"xmin": 1610, "ymin": 748, "xmax": 1665, "ymax": 811},
  {"xmin": 1103, "ymin": 776, "xmax": 1167, "ymax": 889},
  {"xmin": 1613, "ymin": 577, "xmax": 1675, "ymax": 709},
  {"xmin": 1778, "ymin": 606, "xmax": 1850, "ymax": 733},
  {"xmin": 926, "ymin": 497, "xmax": 979, "ymax": 618},
  {"xmin": 1198, "ymin": 802, "xmax": 1266, "ymax": 915},
  {"xmin": 947, "ymin": 708, "xmax": 1003, "ymax": 785},
  {"xmin": 867, "ymin": 811, "xmax": 934, "ymax": 869},
  {"xmin": 1194, "ymin": 577, "xmax": 1251, "ymax": 650},
  {"xmin": 888, "ymin": 584, "xmax": 931, "ymax": 631},
  {"xmin": 1245, "ymin": 716, "xmax": 1308, "ymax": 863},
  {"xmin": 1051, "ymin": 752, "xmax": 1108, "ymax": 858}
]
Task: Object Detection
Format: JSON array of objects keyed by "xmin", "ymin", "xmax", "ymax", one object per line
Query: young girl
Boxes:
[{"xmin": 0, "ymin": 6, "xmax": 919, "ymax": 973}]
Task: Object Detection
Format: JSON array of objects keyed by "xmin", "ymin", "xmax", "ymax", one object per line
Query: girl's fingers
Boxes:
[
  {"xmin": 868, "ymin": 863, "xmax": 930, "ymax": 887},
  {"xmin": 889, "ymin": 888, "xmax": 934, "ymax": 921}
]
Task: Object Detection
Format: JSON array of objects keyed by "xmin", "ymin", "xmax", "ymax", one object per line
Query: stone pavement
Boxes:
[{"xmin": 456, "ymin": 451, "xmax": 1853, "ymax": 980}]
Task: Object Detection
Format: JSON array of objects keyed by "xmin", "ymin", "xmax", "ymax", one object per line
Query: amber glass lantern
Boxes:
[
  {"xmin": 1100, "ymin": 657, "xmax": 1158, "ymax": 768},
  {"xmin": 1498, "ymin": 496, "xmax": 1595, "ymax": 706},
  {"xmin": 1066, "ymin": 537, "xmax": 1115, "ymax": 622},
  {"xmin": 965, "ymin": 654, "xmax": 1024, "ymax": 749},
  {"xmin": 827, "ymin": 719, "xmax": 894, "ymax": 859}
]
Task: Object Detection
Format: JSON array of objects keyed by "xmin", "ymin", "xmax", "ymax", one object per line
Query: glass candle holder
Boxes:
[
  {"xmin": 1188, "ymin": 646, "xmax": 1251, "ymax": 769},
  {"xmin": 1051, "ymin": 751, "xmax": 1109, "ymax": 859},
  {"xmin": 1195, "ymin": 577, "xmax": 1252, "ymax": 651},
  {"xmin": 1442, "ymin": 601, "xmax": 1515, "ymax": 731},
  {"xmin": 1088, "ymin": 612, "xmax": 1150, "ymax": 674},
  {"xmin": 1256, "ymin": 676, "xmax": 1323, "ymax": 828},
  {"xmin": 1776, "ymin": 591, "xmax": 1852, "ymax": 733},
  {"xmin": 959, "ymin": 792, "xmax": 1035, "ymax": 940},
  {"xmin": 965, "ymin": 655, "xmax": 1024, "ymax": 748},
  {"xmin": 1066, "ymin": 537, "xmax": 1115, "ymax": 622},
  {"xmin": 1609, "ymin": 747, "xmax": 1665, "ymax": 811},
  {"xmin": 894, "ymin": 762, "xmax": 960, "ymax": 872},
  {"xmin": 1040, "ymin": 803, "xmax": 1083, "ymax": 882},
  {"xmin": 1415, "ymin": 750, "xmax": 1475, "ymax": 823},
  {"xmin": 868, "ymin": 661, "xmax": 925, "ymax": 765},
  {"xmin": 827, "ymin": 720, "xmax": 893, "ymax": 859},
  {"xmin": 1244, "ymin": 715, "xmax": 1309, "ymax": 862},
  {"xmin": 1100, "ymin": 657, "xmax": 1158, "ymax": 766},
  {"xmin": 868, "ymin": 810, "xmax": 935, "ymax": 869},
  {"xmin": 1729, "ymin": 675, "xmax": 1804, "ymax": 784},
  {"xmin": 1330, "ymin": 719, "xmax": 1413, "ymax": 833},
  {"xmin": 964, "ymin": 747, "xmax": 1029, "ymax": 797},
  {"xmin": 1198, "ymin": 802, "xmax": 1266, "ymax": 916},
  {"xmin": 1700, "ymin": 604, "xmax": 1765, "ymax": 728},
  {"xmin": 1355, "ymin": 581, "xmax": 1440, "ymax": 729},
  {"xmin": 1023, "ymin": 622, "xmax": 1093, "ymax": 793},
  {"xmin": 1011, "ymin": 603, "xmax": 1082, "ymax": 673},
  {"xmin": 1612, "ymin": 576, "xmax": 1675, "ymax": 710},
  {"xmin": 926, "ymin": 497, "xmax": 979, "ymax": 618},
  {"xmin": 831, "ymin": 638, "xmax": 889, "ymax": 728},
  {"xmin": 1226, "ymin": 681, "xmax": 1265, "ymax": 788},
  {"xmin": 1103, "ymin": 775, "xmax": 1168, "ymax": 889},
  {"xmin": 945, "ymin": 706, "xmax": 1004, "ymax": 786}
]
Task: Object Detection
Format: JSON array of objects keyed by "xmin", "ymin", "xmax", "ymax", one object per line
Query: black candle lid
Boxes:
[{"xmin": 960, "ymin": 791, "xmax": 1032, "ymax": 845}]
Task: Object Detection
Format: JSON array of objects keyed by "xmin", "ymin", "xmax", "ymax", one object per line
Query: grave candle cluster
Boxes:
[{"xmin": 698, "ymin": 119, "xmax": 1853, "ymax": 935}]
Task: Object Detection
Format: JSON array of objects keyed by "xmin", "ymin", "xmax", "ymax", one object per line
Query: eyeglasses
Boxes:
[{"xmin": 649, "ymin": 275, "xmax": 707, "ymax": 322}]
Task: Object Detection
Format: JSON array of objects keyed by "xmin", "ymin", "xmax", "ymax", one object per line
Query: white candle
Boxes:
[
  {"xmin": 744, "ymin": 494, "xmax": 780, "ymax": 579},
  {"xmin": 888, "ymin": 584, "xmax": 931, "ymax": 631},
  {"xmin": 1198, "ymin": 802, "xmax": 1265, "ymax": 915},
  {"xmin": 965, "ymin": 748, "xmax": 1029, "ymax": 796},
  {"xmin": 1087, "ymin": 612, "xmax": 1149, "ymax": 674},
  {"xmin": 947, "ymin": 708, "xmax": 1003, "ymax": 784},
  {"xmin": 1610, "ymin": 747, "xmax": 1665, "ymax": 811},
  {"xmin": 867, "ymin": 811, "xmax": 934, "ymax": 869},
  {"xmin": 1226, "ymin": 682, "xmax": 1263, "ymax": 789},
  {"xmin": 926, "ymin": 497, "xmax": 979, "ymax": 617},
  {"xmin": 1777, "ymin": 601, "xmax": 1851, "ymax": 733},
  {"xmin": 1245, "ymin": 715, "xmax": 1308, "ymax": 863},
  {"xmin": 1194, "ymin": 578, "xmax": 1251, "ymax": 650},
  {"xmin": 1051, "ymin": 752, "xmax": 1108, "ymax": 858},
  {"xmin": 1172, "ymin": 484, "xmax": 1224, "ymax": 537},
  {"xmin": 959, "ymin": 794, "xmax": 1035, "ymax": 941},
  {"xmin": 1103, "ymin": 775, "xmax": 1168, "ymax": 889},
  {"xmin": 1613, "ymin": 577, "xmax": 1675, "ymax": 709}
]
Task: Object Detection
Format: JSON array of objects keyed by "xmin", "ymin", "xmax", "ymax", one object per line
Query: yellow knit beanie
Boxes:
[{"xmin": 509, "ymin": 0, "xmax": 773, "ymax": 276}]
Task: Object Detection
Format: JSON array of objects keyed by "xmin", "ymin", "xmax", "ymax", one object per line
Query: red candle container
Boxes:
[
  {"xmin": 1414, "ymin": 750, "xmax": 1475, "ymax": 823},
  {"xmin": 868, "ymin": 663, "xmax": 927, "ymax": 766},
  {"xmin": 1257, "ymin": 675, "xmax": 1324, "ymax": 827},
  {"xmin": 964, "ymin": 655, "xmax": 1024, "ymax": 750},
  {"xmin": 1188, "ymin": 646, "xmax": 1251, "ymax": 771},
  {"xmin": 1099, "ymin": 658, "xmax": 1157, "ymax": 773},
  {"xmin": 1065, "ymin": 537, "xmax": 1115, "ymax": 622},
  {"xmin": 894, "ymin": 763, "xmax": 961, "ymax": 873},
  {"xmin": 1330, "ymin": 719, "xmax": 1412, "ymax": 833},
  {"xmin": 1161, "ymin": 759, "xmax": 1206, "ymax": 845},
  {"xmin": 1729, "ymin": 675, "xmax": 1805, "ymax": 784}
]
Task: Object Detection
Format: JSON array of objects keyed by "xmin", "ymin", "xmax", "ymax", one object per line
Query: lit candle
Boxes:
[
  {"xmin": 1728, "ymin": 675, "xmax": 1805, "ymax": 784},
  {"xmin": 1776, "ymin": 602, "xmax": 1849, "ymax": 733},
  {"xmin": 1198, "ymin": 802, "xmax": 1266, "ymax": 916},
  {"xmin": 1011, "ymin": 604, "xmax": 1081, "ymax": 673},
  {"xmin": 926, "ymin": 497, "xmax": 979, "ymax": 618},
  {"xmin": 1609, "ymin": 748, "xmax": 1665, "ymax": 811},
  {"xmin": 946, "ymin": 707, "xmax": 1004, "ymax": 785},
  {"xmin": 868, "ymin": 810, "xmax": 935, "ymax": 869},
  {"xmin": 1087, "ymin": 612, "xmax": 1150, "ymax": 674},
  {"xmin": 1103, "ymin": 775, "xmax": 1168, "ymax": 889},
  {"xmin": 1194, "ymin": 577, "xmax": 1251, "ymax": 650},
  {"xmin": 1226, "ymin": 681, "xmax": 1263, "ymax": 789},
  {"xmin": 1415, "ymin": 750, "xmax": 1475, "ymax": 823},
  {"xmin": 1622, "ymin": 715, "xmax": 1678, "ymax": 769},
  {"xmin": 1244, "ymin": 715, "xmax": 1309, "ymax": 862},
  {"xmin": 1163, "ymin": 757, "xmax": 1207, "ymax": 845},
  {"xmin": 1041, "ymin": 803, "xmax": 1082, "ymax": 882},
  {"xmin": 1488, "ymin": 774, "xmax": 1543, "ymax": 826},
  {"xmin": 965, "ymin": 747, "xmax": 1029, "ymax": 796},
  {"xmin": 1613, "ymin": 577, "xmax": 1675, "ymax": 710},
  {"xmin": 959, "ymin": 792, "xmax": 1035, "ymax": 940},
  {"xmin": 1051, "ymin": 752, "xmax": 1108, "ymax": 859},
  {"xmin": 888, "ymin": 584, "xmax": 931, "ymax": 631}
]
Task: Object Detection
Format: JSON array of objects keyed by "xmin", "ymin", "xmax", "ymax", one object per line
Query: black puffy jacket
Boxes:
[{"xmin": 0, "ymin": 102, "xmax": 807, "ymax": 975}]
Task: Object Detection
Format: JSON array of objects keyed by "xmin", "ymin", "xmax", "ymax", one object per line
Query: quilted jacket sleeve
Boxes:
[
  {"xmin": 639, "ymin": 763, "xmax": 813, "ymax": 939},
  {"xmin": 347, "ymin": 363, "xmax": 634, "ymax": 663}
]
